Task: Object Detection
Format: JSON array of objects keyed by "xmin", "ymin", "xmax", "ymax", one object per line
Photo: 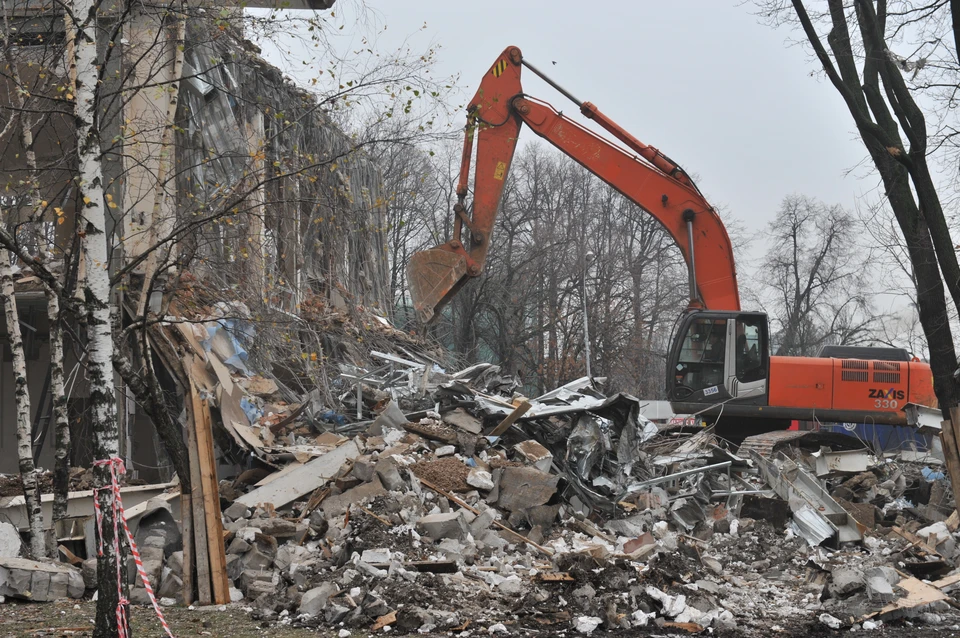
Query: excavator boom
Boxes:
[{"xmin": 408, "ymin": 46, "xmax": 740, "ymax": 323}]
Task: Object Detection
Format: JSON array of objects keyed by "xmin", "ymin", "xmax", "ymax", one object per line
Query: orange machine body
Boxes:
[{"xmin": 762, "ymin": 356, "xmax": 936, "ymax": 424}]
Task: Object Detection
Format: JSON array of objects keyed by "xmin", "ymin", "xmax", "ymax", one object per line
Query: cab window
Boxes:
[
  {"xmin": 675, "ymin": 318, "xmax": 726, "ymax": 392},
  {"xmin": 736, "ymin": 318, "xmax": 765, "ymax": 383}
]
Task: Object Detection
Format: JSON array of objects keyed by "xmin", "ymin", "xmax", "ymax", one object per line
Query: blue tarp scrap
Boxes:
[
  {"xmin": 202, "ymin": 315, "xmax": 256, "ymax": 375},
  {"xmin": 320, "ymin": 410, "xmax": 347, "ymax": 426},
  {"xmin": 240, "ymin": 396, "xmax": 262, "ymax": 425}
]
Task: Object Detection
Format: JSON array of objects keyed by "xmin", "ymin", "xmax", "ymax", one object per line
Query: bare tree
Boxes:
[{"xmin": 761, "ymin": 194, "xmax": 878, "ymax": 355}]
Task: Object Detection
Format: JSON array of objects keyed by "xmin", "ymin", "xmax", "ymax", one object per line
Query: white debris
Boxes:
[
  {"xmin": 645, "ymin": 585, "xmax": 686, "ymax": 618},
  {"xmin": 574, "ymin": 616, "xmax": 602, "ymax": 635},
  {"xmin": 819, "ymin": 613, "xmax": 842, "ymax": 629},
  {"xmin": 466, "ymin": 469, "xmax": 495, "ymax": 491}
]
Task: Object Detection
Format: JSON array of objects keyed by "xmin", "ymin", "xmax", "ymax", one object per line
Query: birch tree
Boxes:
[
  {"xmin": 68, "ymin": 0, "xmax": 123, "ymax": 630},
  {"xmin": 0, "ymin": 259, "xmax": 45, "ymax": 557},
  {"xmin": 0, "ymin": 1, "xmax": 49, "ymax": 558}
]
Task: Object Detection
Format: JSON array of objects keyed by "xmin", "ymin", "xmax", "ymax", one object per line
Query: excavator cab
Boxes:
[{"xmin": 666, "ymin": 311, "xmax": 770, "ymax": 412}]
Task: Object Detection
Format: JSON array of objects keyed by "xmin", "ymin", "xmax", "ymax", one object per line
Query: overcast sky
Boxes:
[{"xmin": 256, "ymin": 1, "xmax": 877, "ymax": 252}]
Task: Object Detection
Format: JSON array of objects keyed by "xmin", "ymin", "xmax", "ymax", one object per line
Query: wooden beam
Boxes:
[
  {"xmin": 181, "ymin": 492, "xmax": 194, "ymax": 605},
  {"xmin": 489, "ymin": 400, "xmax": 532, "ymax": 437},
  {"xmin": 941, "ymin": 410, "xmax": 960, "ymax": 524},
  {"xmin": 191, "ymin": 382, "xmax": 230, "ymax": 604},
  {"xmin": 185, "ymin": 386, "xmax": 211, "ymax": 604}
]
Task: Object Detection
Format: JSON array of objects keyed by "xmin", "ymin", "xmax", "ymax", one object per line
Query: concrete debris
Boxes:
[
  {"xmin": 466, "ymin": 468, "xmax": 495, "ymax": 491},
  {"xmin": 192, "ymin": 384, "xmax": 960, "ymax": 636},
  {"xmin": 19, "ymin": 347, "xmax": 960, "ymax": 635},
  {"xmin": 0, "ymin": 558, "xmax": 84, "ymax": 601}
]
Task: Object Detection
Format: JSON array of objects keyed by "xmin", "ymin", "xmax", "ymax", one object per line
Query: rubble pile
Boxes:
[
  {"xmin": 193, "ymin": 360, "xmax": 960, "ymax": 635},
  {"xmin": 1, "ymin": 304, "xmax": 958, "ymax": 636}
]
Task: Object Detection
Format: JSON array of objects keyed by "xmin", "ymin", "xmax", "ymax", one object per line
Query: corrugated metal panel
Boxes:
[{"xmin": 792, "ymin": 505, "xmax": 835, "ymax": 546}]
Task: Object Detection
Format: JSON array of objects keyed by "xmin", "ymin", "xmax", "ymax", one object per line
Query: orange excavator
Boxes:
[{"xmin": 408, "ymin": 46, "xmax": 936, "ymax": 435}]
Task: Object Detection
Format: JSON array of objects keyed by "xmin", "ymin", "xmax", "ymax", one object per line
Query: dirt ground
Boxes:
[{"xmin": 1, "ymin": 600, "xmax": 960, "ymax": 638}]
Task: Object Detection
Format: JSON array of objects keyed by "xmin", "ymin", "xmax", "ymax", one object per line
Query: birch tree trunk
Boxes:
[
  {"xmin": 0, "ymin": 4, "xmax": 48, "ymax": 558},
  {"xmin": 70, "ymin": 2, "xmax": 123, "ymax": 634},
  {"xmin": 47, "ymin": 289, "xmax": 70, "ymax": 523},
  {"xmin": 0, "ymin": 259, "xmax": 46, "ymax": 557}
]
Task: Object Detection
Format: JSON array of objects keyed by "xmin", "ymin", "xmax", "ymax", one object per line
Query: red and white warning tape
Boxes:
[{"xmin": 93, "ymin": 457, "xmax": 176, "ymax": 638}]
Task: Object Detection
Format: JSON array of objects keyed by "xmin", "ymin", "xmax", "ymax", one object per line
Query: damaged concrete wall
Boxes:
[{"xmin": 175, "ymin": 21, "xmax": 390, "ymax": 313}]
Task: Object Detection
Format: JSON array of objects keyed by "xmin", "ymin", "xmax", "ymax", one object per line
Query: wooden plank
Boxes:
[
  {"xmin": 185, "ymin": 386, "xmax": 212, "ymax": 604},
  {"xmin": 489, "ymin": 400, "xmax": 532, "ymax": 437},
  {"xmin": 190, "ymin": 354, "xmax": 217, "ymax": 392},
  {"xmin": 200, "ymin": 392, "xmax": 231, "ymax": 602},
  {"xmin": 862, "ymin": 572, "xmax": 947, "ymax": 621},
  {"xmin": 181, "ymin": 492, "xmax": 194, "ymax": 605},
  {"xmin": 192, "ymin": 383, "xmax": 230, "ymax": 604},
  {"xmin": 207, "ymin": 352, "xmax": 235, "ymax": 396},
  {"xmin": 940, "ymin": 411, "xmax": 960, "ymax": 526},
  {"xmin": 947, "ymin": 510, "xmax": 959, "ymax": 533},
  {"xmin": 174, "ymin": 322, "xmax": 207, "ymax": 360},
  {"xmin": 932, "ymin": 572, "xmax": 960, "ymax": 591},
  {"xmin": 235, "ymin": 440, "xmax": 360, "ymax": 508}
]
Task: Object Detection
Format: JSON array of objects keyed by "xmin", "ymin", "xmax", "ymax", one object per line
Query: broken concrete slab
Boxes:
[
  {"xmin": 300, "ymin": 582, "xmax": 339, "ymax": 617},
  {"xmin": 236, "ymin": 439, "xmax": 360, "ymax": 509},
  {"xmin": 442, "ymin": 408, "xmax": 483, "ymax": 434},
  {"xmin": 224, "ymin": 501, "xmax": 251, "ymax": 521},
  {"xmin": 351, "ymin": 458, "xmax": 377, "ymax": 483},
  {"xmin": 322, "ymin": 476, "xmax": 387, "ymax": 517},
  {"xmin": 513, "ymin": 440, "xmax": 553, "ymax": 472},
  {"xmin": 0, "ymin": 522, "xmax": 21, "ymax": 558},
  {"xmin": 866, "ymin": 575, "xmax": 896, "ymax": 604},
  {"xmin": 494, "ymin": 467, "xmax": 559, "ymax": 512},
  {"xmin": 0, "ymin": 557, "xmax": 84, "ymax": 601},
  {"xmin": 375, "ymin": 457, "xmax": 406, "ymax": 491},
  {"xmin": 830, "ymin": 567, "xmax": 866, "ymax": 597},
  {"xmin": 416, "ymin": 511, "xmax": 469, "ymax": 541},
  {"xmin": 249, "ymin": 518, "xmax": 298, "ymax": 538},
  {"xmin": 466, "ymin": 468, "xmax": 494, "ymax": 491}
]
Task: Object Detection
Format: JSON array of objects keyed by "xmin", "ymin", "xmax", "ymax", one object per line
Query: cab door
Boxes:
[{"xmin": 725, "ymin": 314, "xmax": 768, "ymax": 400}]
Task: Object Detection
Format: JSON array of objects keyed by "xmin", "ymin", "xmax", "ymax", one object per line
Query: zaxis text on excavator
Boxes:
[{"xmin": 407, "ymin": 46, "xmax": 935, "ymax": 437}]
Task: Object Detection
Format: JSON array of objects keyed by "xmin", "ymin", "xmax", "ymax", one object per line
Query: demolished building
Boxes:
[{"xmin": 4, "ymin": 1, "xmax": 960, "ymax": 636}]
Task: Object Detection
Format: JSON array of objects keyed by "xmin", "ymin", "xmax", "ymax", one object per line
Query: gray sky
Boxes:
[
  {"xmin": 386, "ymin": 3, "xmax": 867, "ymax": 230},
  {"xmin": 257, "ymin": 1, "xmax": 876, "ymax": 249}
]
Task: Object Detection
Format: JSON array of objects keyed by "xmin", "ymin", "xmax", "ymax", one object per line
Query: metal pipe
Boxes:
[
  {"xmin": 582, "ymin": 251, "xmax": 594, "ymax": 379},
  {"xmin": 711, "ymin": 490, "xmax": 774, "ymax": 497},
  {"xmin": 521, "ymin": 59, "xmax": 583, "ymax": 107},
  {"xmin": 619, "ymin": 461, "xmax": 732, "ymax": 499},
  {"xmin": 682, "ymin": 209, "xmax": 698, "ymax": 305}
]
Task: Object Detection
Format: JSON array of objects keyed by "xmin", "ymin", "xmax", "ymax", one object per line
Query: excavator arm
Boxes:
[{"xmin": 409, "ymin": 45, "xmax": 741, "ymax": 323}]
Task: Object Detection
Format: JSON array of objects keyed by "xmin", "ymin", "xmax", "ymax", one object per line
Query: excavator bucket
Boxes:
[{"xmin": 408, "ymin": 247, "xmax": 470, "ymax": 324}]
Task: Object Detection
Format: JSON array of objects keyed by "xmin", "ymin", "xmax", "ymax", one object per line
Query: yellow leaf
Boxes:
[
  {"xmin": 57, "ymin": 217, "xmax": 64, "ymax": 225},
  {"xmin": 82, "ymin": 196, "xmax": 91, "ymax": 205},
  {"xmin": 40, "ymin": 200, "xmax": 48, "ymax": 207},
  {"xmin": 108, "ymin": 202, "xmax": 117, "ymax": 209}
]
